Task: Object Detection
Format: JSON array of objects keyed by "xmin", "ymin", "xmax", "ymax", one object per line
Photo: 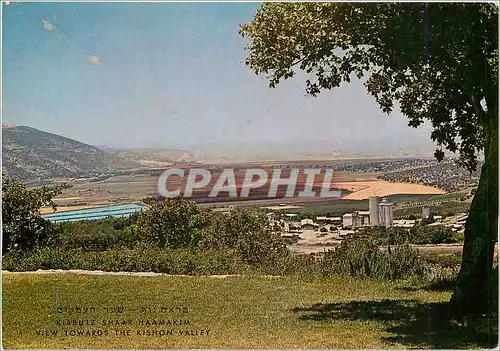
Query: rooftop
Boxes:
[{"xmin": 41, "ymin": 203, "xmax": 146, "ymax": 223}]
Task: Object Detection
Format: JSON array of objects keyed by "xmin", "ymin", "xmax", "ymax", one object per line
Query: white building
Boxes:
[
  {"xmin": 393, "ymin": 219, "xmax": 416, "ymax": 228},
  {"xmin": 300, "ymin": 218, "xmax": 315, "ymax": 229},
  {"xmin": 343, "ymin": 211, "xmax": 370, "ymax": 228},
  {"xmin": 357, "ymin": 211, "xmax": 371, "ymax": 226},
  {"xmin": 326, "ymin": 217, "xmax": 342, "ymax": 224},
  {"xmin": 342, "ymin": 213, "xmax": 353, "ymax": 228}
]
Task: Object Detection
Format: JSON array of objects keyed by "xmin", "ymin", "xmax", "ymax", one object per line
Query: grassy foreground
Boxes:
[{"xmin": 1, "ymin": 272, "xmax": 493, "ymax": 349}]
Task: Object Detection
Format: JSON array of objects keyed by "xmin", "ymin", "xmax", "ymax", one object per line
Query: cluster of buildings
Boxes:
[
  {"xmin": 342, "ymin": 197, "xmax": 394, "ymax": 229},
  {"xmin": 273, "ymin": 197, "xmax": 469, "ymax": 237},
  {"xmin": 427, "ymin": 213, "xmax": 468, "ymax": 233},
  {"xmin": 272, "ymin": 196, "xmax": 396, "ymax": 234}
]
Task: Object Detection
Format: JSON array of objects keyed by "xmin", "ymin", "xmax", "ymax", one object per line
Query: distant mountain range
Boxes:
[
  {"xmin": 2, "ymin": 125, "xmax": 439, "ymax": 183},
  {"xmin": 110, "ymin": 148, "xmax": 194, "ymax": 166},
  {"xmin": 2, "ymin": 126, "xmax": 139, "ymax": 182}
]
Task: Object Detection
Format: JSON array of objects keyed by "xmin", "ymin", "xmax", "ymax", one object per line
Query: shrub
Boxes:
[
  {"xmin": 135, "ymin": 198, "xmax": 209, "ymax": 249},
  {"xmin": 2, "ymin": 247, "xmax": 250, "ymax": 275},
  {"xmin": 367, "ymin": 225, "xmax": 460, "ymax": 245},
  {"xmin": 420, "ymin": 216, "xmax": 436, "ymax": 225},
  {"xmin": 423, "ymin": 262, "xmax": 460, "ymax": 289},
  {"xmin": 321, "ymin": 236, "xmax": 425, "ymax": 280},
  {"xmin": 259, "ymin": 253, "xmax": 321, "ymax": 277},
  {"xmin": 420, "ymin": 252, "xmax": 462, "ymax": 267},
  {"xmin": 201, "ymin": 208, "xmax": 288, "ymax": 266},
  {"xmin": 2, "ymin": 234, "xmax": 426, "ymax": 281},
  {"xmin": 368, "ymin": 227, "xmax": 411, "ymax": 245},
  {"xmin": 57, "ymin": 219, "xmax": 140, "ymax": 251},
  {"xmin": 411, "ymin": 226, "xmax": 456, "ymax": 244},
  {"xmin": 57, "ymin": 219, "xmax": 139, "ymax": 251}
]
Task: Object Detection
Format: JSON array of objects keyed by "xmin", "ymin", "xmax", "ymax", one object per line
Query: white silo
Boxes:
[
  {"xmin": 369, "ymin": 196, "xmax": 381, "ymax": 226},
  {"xmin": 378, "ymin": 198, "xmax": 394, "ymax": 228}
]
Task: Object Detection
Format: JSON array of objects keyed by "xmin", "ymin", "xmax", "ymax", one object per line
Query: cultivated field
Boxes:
[
  {"xmin": 45, "ymin": 171, "xmax": 442, "ymax": 203},
  {"xmin": 39, "ymin": 205, "xmax": 106, "ymax": 215},
  {"xmin": 337, "ymin": 180, "xmax": 446, "ymax": 200}
]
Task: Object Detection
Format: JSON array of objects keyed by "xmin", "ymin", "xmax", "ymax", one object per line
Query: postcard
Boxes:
[{"xmin": 1, "ymin": 1, "xmax": 498, "ymax": 349}]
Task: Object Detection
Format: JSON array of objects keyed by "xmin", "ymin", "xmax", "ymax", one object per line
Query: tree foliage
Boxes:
[
  {"xmin": 135, "ymin": 197, "xmax": 208, "ymax": 249},
  {"xmin": 240, "ymin": 2, "xmax": 498, "ymax": 171},
  {"xmin": 200, "ymin": 208, "xmax": 287, "ymax": 265},
  {"xmin": 240, "ymin": 2, "xmax": 498, "ymax": 316},
  {"xmin": 2, "ymin": 179, "xmax": 63, "ymax": 253},
  {"xmin": 135, "ymin": 198, "xmax": 287, "ymax": 265}
]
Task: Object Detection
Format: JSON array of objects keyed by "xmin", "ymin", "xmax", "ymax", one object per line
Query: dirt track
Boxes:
[
  {"xmin": 288, "ymin": 243, "xmax": 499, "ymax": 255},
  {"xmin": 1, "ymin": 270, "xmax": 283, "ymax": 278}
]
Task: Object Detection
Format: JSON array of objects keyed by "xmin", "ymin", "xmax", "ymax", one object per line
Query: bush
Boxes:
[
  {"xmin": 135, "ymin": 198, "xmax": 209, "ymax": 249},
  {"xmin": 2, "ymin": 247, "xmax": 250, "ymax": 275},
  {"xmin": 320, "ymin": 236, "xmax": 425, "ymax": 280},
  {"xmin": 420, "ymin": 216, "xmax": 436, "ymax": 225},
  {"xmin": 420, "ymin": 252, "xmax": 462, "ymax": 267},
  {"xmin": 200, "ymin": 208, "xmax": 288, "ymax": 266},
  {"xmin": 2, "ymin": 234, "xmax": 427, "ymax": 281},
  {"xmin": 368, "ymin": 227, "xmax": 411, "ymax": 246},
  {"xmin": 261, "ymin": 253, "xmax": 322, "ymax": 277},
  {"xmin": 422, "ymin": 262, "xmax": 460, "ymax": 289},
  {"xmin": 411, "ymin": 226, "xmax": 457, "ymax": 244},
  {"xmin": 56, "ymin": 219, "xmax": 140, "ymax": 251},
  {"xmin": 367, "ymin": 225, "xmax": 461, "ymax": 245}
]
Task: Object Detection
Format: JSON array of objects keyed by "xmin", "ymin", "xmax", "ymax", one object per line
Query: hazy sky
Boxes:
[{"xmin": 3, "ymin": 2, "xmax": 436, "ymax": 151}]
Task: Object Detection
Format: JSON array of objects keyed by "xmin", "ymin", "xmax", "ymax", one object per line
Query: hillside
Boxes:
[{"xmin": 2, "ymin": 126, "xmax": 139, "ymax": 182}]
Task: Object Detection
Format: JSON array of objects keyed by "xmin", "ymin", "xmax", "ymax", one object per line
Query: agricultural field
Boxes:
[
  {"xmin": 39, "ymin": 167, "xmax": 448, "ymax": 214},
  {"xmin": 39, "ymin": 205, "xmax": 106, "ymax": 215},
  {"xmin": 284, "ymin": 199, "xmax": 369, "ymax": 216},
  {"xmin": 265, "ymin": 193, "xmax": 457, "ymax": 217},
  {"xmin": 394, "ymin": 193, "xmax": 471, "ymax": 210},
  {"xmin": 394, "ymin": 201, "xmax": 472, "ymax": 219},
  {"xmin": 2, "ymin": 272, "xmax": 493, "ymax": 349},
  {"xmin": 337, "ymin": 180, "xmax": 445, "ymax": 200}
]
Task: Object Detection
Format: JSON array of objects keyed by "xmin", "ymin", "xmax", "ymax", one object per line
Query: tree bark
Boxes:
[{"xmin": 450, "ymin": 108, "xmax": 498, "ymax": 317}]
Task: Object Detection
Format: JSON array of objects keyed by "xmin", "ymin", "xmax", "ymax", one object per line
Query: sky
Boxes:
[{"xmin": 2, "ymin": 2, "xmax": 436, "ymax": 153}]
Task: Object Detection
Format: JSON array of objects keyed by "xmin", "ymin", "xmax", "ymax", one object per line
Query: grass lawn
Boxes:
[{"xmin": 2, "ymin": 272, "xmax": 494, "ymax": 349}]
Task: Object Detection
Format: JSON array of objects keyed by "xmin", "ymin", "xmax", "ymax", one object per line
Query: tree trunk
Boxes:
[{"xmin": 450, "ymin": 112, "xmax": 498, "ymax": 317}]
